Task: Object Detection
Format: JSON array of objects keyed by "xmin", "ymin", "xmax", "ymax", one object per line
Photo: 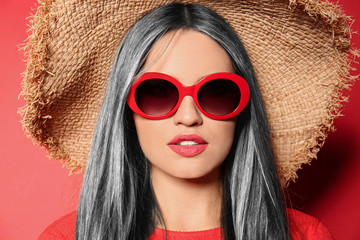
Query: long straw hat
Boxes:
[{"xmin": 20, "ymin": 0, "xmax": 358, "ymax": 186}]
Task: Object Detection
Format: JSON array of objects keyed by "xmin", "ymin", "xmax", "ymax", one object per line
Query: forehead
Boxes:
[{"xmin": 144, "ymin": 29, "xmax": 234, "ymax": 84}]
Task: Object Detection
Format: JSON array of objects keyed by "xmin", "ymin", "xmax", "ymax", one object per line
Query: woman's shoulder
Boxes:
[
  {"xmin": 287, "ymin": 208, "xmax": 334, "ymax": 240},
  {"xmin": 38, "ymin": 209, "xmax": 333, "ymax": 239},
  {"xmin": 38, "ymin": 211, "xmax": 77, "ymax": 240}
]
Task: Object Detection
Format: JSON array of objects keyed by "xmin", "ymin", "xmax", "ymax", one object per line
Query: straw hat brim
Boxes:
[{"xmin": 20, "ymin": 0, "xmax": 358, "ymax": 186}]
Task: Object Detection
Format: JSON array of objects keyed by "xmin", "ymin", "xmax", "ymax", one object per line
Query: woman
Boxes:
[
  {"xmin": 76, "ymin": 3, "xmax": 288, "ymax": 239},
  {"xmin": 33, "ymin": 3, "xmax": 334, "ymax": 239},
  {"xmin": 21, "ymin": 0, "xmax": 356, "ymax": 239}
]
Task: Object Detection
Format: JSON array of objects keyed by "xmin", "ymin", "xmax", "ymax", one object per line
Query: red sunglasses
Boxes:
[{"xmin": 127, "ymin": 72, "xmax": 250, "ymax": 120}]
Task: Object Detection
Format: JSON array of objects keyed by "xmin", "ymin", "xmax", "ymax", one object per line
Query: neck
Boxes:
[{"xmin": 151, "ymin": 166, "xmax": 223, "ymax": 231}]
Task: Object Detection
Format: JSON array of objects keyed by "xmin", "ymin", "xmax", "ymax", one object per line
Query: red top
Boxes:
[{"xmin": 38, "ymin": 209, "xmax": 333, "ymax": 239}]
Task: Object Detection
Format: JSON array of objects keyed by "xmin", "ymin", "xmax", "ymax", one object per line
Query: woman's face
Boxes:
[{"xmin": 133, "ymin": 30, "xmax": 237, "ymax": 180}]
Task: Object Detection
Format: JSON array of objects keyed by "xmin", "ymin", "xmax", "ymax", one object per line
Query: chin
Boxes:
[{"xmin": 169, "ymin": 165, "xmax": 221, "ymax": 181}]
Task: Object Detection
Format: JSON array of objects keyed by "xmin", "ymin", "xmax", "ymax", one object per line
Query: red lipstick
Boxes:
[{"xmin": 167, "ymin": 134, "xmax": 208, "ymax": 157}]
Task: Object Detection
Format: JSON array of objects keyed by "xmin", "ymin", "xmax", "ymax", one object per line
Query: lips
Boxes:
[{"xmin": 167, "ymin": 134, "xmax": 208, "ymax": 157}]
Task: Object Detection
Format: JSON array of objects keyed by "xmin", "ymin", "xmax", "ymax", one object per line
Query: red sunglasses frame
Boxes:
[{"xmin": 127, "ymin": 72, "xmax": 250, "ymax": 120}]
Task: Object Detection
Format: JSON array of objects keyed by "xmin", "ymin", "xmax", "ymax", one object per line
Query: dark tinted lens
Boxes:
[
  {"xmin": 135, "ymin": 79, "xmax": 179, "ymax": 116},
  {"xmin": 198, "ymin": 79, "xmax": 240, "ymax": 116}
]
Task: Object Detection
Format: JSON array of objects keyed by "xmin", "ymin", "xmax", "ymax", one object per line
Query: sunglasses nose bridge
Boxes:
[{"xmin": 181, "ymin": 85, "xmax": 196, "ymax": 101}]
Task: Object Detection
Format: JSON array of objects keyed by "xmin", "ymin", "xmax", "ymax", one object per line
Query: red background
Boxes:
[{"xmin": 1, "ymin": 0, "xmax": 359, "ymax": 239}]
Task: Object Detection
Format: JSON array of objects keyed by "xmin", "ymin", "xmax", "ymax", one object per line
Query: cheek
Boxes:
[
  {"xmin": 206, "ymin": 120, "xmax": 237, "ymax": 158},
  {"xmin": 133, "ymin": 115, "xmax": 169, "ymax": 159}
]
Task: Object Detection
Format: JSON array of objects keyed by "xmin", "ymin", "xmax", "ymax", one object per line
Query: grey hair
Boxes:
[{"xmin": 76, "ymin": 2, "xmax": 290, "ymax": 240}]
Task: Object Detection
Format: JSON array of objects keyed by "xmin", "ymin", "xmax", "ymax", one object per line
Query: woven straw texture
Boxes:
[{"xmin": 20, "ymin": 0, "xmax": 358, "ymax": 186}]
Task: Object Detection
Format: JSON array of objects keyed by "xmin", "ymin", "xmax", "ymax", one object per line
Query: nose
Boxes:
[{"xmin": 173, "ymin": 96, "xmax": 203, "ymax": 126}]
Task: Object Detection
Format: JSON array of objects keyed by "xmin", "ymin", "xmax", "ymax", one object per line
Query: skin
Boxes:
[{"xmin": 133, "ymin": 29, "xmax": 237, "ymax": 231}]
